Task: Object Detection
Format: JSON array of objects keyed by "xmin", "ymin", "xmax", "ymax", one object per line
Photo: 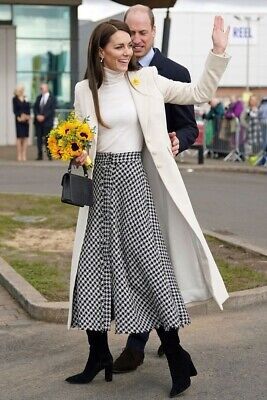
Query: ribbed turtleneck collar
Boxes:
[{"xmin": 103, "ymin": 67, "xmax": 125, "ymax": 85}]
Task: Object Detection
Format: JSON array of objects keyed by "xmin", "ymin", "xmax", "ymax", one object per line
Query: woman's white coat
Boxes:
[{"xmin": 67, "ymin": 52, "xmax": 230, "ymax": 328}]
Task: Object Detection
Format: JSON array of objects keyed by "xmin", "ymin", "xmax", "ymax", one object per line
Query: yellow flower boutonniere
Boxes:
[{"xmin": 131, "ymin": 77, "xmax": 141, "ymax": 87}]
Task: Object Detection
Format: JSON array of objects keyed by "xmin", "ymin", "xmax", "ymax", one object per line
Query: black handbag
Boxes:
[{"xmin": 61, "ymin": 161, "xmax": 93, "ymax": 207}]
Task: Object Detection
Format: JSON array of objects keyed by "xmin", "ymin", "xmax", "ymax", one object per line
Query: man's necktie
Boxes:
[{"xmin": 40, "ymin": 96, "xmax": 45, "ymax": 112}]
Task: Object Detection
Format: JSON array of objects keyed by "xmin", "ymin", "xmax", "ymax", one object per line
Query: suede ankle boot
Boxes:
[
  {"xmin": 156, "ymin": 327, "xmax": 197, "ymax": 398},
  {"xmin": 66, "ymin": 330, "xmax": 113, "ymax": 384}
]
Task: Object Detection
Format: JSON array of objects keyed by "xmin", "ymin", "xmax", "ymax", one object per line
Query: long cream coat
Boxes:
[{"xmin": 67, "ymin": 51, "xmax": 230, "ymax": 328}]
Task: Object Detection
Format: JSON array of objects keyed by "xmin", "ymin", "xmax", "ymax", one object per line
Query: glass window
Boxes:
[
  {"xmin": 13, "ymin": 5, "xmax": 72, "ymax": 110},
  {"xmin": 0, "ymin": 4, "xmax": 12, "ymax": 21},
  {"xmin": 13, "ymin": 5, "xmax": 70, "ymax": 39},
  {"xmin": 17, "ymin": 39, "xmax": 70, "ymax": 73}
]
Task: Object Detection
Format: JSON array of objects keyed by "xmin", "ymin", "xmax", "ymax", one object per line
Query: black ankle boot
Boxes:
[
  {"xmin": 66, "ymin": 330, "xmax": 113, "ymax": 384},
  {"xmin": 156, "ymin": 327, "xmax": 196, "ymax": 398},
  {"xmin": 157, "ymin": 344, "xmax": 197, "ymax": 377}
]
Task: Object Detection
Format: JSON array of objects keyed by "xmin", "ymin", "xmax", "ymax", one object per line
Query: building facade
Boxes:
[{"xmin": 0, "ymin": 0, "xmax": 81, "ymax": 145}]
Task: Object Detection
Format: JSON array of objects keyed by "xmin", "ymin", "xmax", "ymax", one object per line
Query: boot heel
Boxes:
[
  {"xmin": 190, "ymin": 360, "xmax": 197, "ymax": 376},
  {"xmin": 105, "ymin": 364, "xmax": 113, "ymax": 382}
]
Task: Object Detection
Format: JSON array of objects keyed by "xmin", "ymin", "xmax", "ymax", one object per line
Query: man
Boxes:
[
  {"xmin": 33, "ymin": 83, "xmax": 56, "ymax": 160},
  {"xmin": 113, "ymin": 4, "xmax": 199, "ymax": 374}
]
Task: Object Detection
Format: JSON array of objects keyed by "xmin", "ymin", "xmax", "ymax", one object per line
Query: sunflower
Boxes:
[
  {"xmin": 76, "ymin": 123, "xmax": 94, "ymax": 141},
  {"xmin": 58, "ymin": 121, "xmax": 76, "ymax": 137}
]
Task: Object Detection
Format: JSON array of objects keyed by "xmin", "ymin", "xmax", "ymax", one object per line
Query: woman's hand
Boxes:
[
  {"xmin": 74, "ymin": 150, "xmax": 88, "ymax": 167},
  {"xmin": 212, "ymin": 16, "xmax": 230, "ymax": 55}
]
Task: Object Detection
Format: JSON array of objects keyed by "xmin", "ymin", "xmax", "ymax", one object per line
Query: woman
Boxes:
[
  {"xmin": 203, "ymin": 97, "xmax": 225, "ymax": 157},
  {"xmin": 241, "ymin": 95, "xmax": 263, "ymax": 156},
  {"xmin": 66, "ymin": 17, "xmax": 230, "ymax": 397},
  {"xmin": 12, "ymin": 85, "xmax": 31, "ymax": 161}
]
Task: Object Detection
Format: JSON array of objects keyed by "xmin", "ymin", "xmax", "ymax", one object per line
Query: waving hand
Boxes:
[{"xmin": 212, "ymin": 16, "xmax": 230, "ymax": 55}]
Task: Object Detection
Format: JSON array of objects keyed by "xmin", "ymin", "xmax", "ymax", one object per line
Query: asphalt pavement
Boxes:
[
  {"xmin": 182, "ymin": 169, "xmax": 267, "ymax": 251},
  {"xmin": 0, "ymin": 300, "xmax": 266, "ymax": 400}
]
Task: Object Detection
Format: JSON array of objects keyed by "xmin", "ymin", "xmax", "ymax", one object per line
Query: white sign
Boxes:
[{"xmin": 229, "ymin": 21, "xmax": 258, "ymax": 45}]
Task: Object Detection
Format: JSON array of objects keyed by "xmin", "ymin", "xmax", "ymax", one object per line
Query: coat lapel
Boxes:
[{"xmin": 149, "ymin": 48, "xmax": 165, "ymax": 73}]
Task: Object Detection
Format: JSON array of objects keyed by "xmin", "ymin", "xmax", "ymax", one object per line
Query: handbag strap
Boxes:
[{"xmin": 68, "ymin": 160, "xmax": 88, "ymax": 177}]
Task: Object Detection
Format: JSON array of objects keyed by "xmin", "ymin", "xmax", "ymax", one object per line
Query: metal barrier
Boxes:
[
  {"xmin": 224, "ymin": 117, "xmax": 243, "ymax": 162},
  {"xmin": 204, "ymin": 115, "xmax": 267, "ymax": 161},
  {"xmin": 205, "ymin": 116, "xmax": 242, "ymax": 159}
]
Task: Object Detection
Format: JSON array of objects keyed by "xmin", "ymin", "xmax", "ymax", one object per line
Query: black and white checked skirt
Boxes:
[{"xmin": 71, "ymin": 152, "xmax": 190, "ymax": 333}]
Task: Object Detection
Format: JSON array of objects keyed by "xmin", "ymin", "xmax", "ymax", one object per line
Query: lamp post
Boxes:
[
  {"xmin": 234, "ymin": 15, "xmax": 261, "ymax": 93},
  {"xmin": 161, "ymin": 8, "xmax": 171, "ymax": 56}
]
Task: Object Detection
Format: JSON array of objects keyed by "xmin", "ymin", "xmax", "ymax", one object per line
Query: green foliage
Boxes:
[
  {"xmin": 9, "ymin": 258, "xmax": 69, "ymax": 301},
  {"xmin": 0, "ymin": 193, "xmax": 78, "ymax": 229},
  {"xmin": 217, "ymin": 259, "xmax": 267, "ymax": 292}
]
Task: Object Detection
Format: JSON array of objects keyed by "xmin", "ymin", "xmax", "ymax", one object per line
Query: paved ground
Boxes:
[
  {"xmin": 0, "ymin": 302, "xmax": 266, "ymax": 400},
  {"xmin": 0, "ymin": 285, "xmax": 29, "ymax": 327},
  {"xmin": 182, "ymin": 170, "xmax": 267, "ymax": 250}
]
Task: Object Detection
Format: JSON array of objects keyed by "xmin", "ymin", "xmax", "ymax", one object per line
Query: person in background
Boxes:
[
  {"xmin": 240, "ymin": 95, "xmax": 263, "ymax": 156},
  {"xmin": 33, "ymin": 83, "xmax": 56, "ymax": 160},
  {"xmin": 225, "ymin": 95, "xmax": 244, "ymax": 120},
  {"xmin": 202, "ymin": 97, "xmax": 225, "ymax": 158},
  {"xmin": 222, "ymin": 95, "xmax": 245, "ymax": 158},
  {"xmin": 258, "ymin": 96, "xmax": 267, "ymax": 151},
  {"xmin": 113, "ymin": 3, "xmax": 199, "ymax": 374},
  {"xmin": 12, "ymin": 85, "xmax": 31, "ymax": 162}
]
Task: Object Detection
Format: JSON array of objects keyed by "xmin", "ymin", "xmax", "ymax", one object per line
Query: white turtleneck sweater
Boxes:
[{"xmin": 97, "ymin": 68, "xmax": 144, "ymax": 153}]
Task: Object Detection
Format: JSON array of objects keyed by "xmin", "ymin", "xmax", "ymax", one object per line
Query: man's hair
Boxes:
[{"xmin": 124, "ymin": 4, "xmax": 155, "ymax": 28}]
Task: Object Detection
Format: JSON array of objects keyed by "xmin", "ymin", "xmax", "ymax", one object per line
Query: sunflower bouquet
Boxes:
[{"xmin": 48, "ymin": 112, "xmax": 95, "ymax": 168}]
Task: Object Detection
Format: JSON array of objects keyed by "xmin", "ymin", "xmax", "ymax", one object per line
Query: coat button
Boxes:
[{"xmin": 156, "ymin": 163, "xmax": 162, "ymax": 168}]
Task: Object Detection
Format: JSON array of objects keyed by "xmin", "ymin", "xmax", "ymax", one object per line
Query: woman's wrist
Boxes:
[{"xmin": 212, "ymin": 47, "xmax": 226, "ymax": 55}]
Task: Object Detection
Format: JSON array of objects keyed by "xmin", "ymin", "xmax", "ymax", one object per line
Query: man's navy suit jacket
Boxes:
[
  {"xmin": 33, "ymin": 93, "xmax": 57, "ymax": 128},
  {"xmin": 150, "ymin": 49, "xmax": 198, "ymax": 153}
]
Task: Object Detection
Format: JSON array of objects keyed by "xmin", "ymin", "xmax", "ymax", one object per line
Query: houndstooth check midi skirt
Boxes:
[{"xmin": 71, "ymin": 152, "xmax": 190, "ymax": 333}]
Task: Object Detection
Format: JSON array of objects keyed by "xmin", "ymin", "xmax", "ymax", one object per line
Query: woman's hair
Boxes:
[
  {"xmin": 84, "ymin": 19, "xmax": 138, "ymax": 127},
  {"xmin": 14, "ymin": 85, "xmax": 25, "ymax": 97},
  {"xmin": 248, "ymin": 95, "xmax": 258, "ymax": 108}
]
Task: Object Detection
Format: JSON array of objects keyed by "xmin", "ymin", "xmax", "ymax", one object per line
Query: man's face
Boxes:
[
  {"xmin": 125, "ymin": 11, "xmax": 155, "ymax": 60},
  {"xmin": 40, "ymin": 84, "xmax": 48, "ymax": 95}
]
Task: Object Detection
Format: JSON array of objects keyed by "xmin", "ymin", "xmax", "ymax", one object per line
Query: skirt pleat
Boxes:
[{"xmin": 71, "ymin": 152, "xmax": 190, "ymax": 333}]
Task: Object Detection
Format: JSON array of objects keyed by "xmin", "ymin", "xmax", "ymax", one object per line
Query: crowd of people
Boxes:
[{"xmin": 202, "ymin": 94, "xmax": 267, "ymax": 163}]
